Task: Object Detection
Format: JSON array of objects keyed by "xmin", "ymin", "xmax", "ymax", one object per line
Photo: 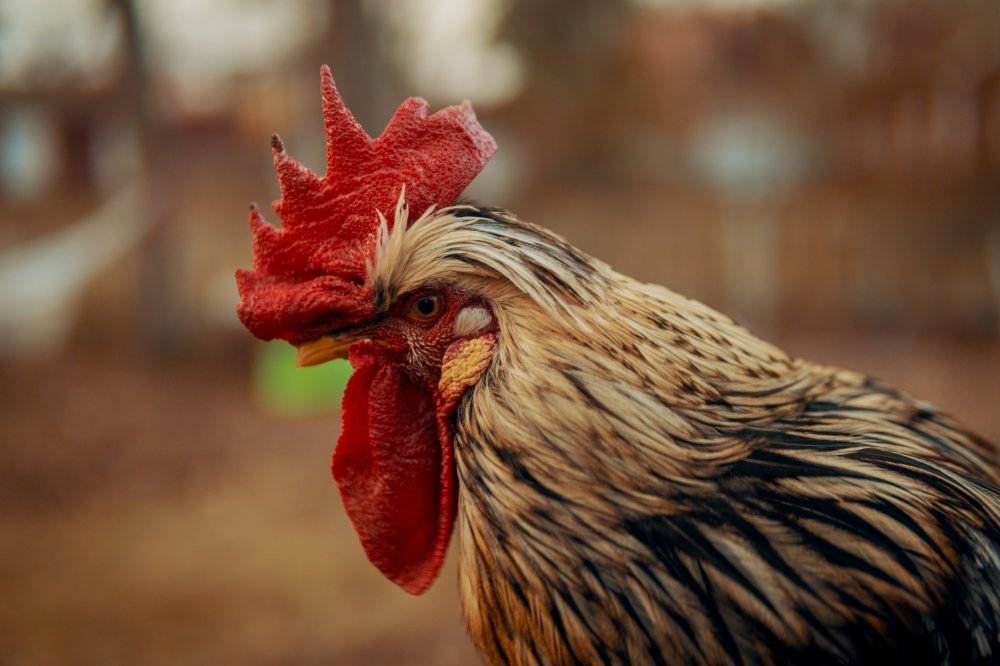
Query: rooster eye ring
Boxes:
[{"xmin": 404, "ymin": 292, "xmax": 443, "ymax": 323}]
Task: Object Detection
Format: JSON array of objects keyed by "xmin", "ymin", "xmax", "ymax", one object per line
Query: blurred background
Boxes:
[{"xmin": 1, "ymin": 0, "xmax": 999, "ymax": 663}]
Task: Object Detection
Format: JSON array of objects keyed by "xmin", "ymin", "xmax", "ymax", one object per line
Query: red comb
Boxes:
[{"xmin": 236, "ymin": 65, "xmax": 496, "ymax": 342}]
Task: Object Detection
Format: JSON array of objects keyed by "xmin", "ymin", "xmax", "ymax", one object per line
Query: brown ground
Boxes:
[
  {"xmin": 0, "ymin": 353, "xmax": 478, "ymax": 666},
  {"xmin": 0, "ymin": 332, "xmax": 998, "ymax": 666}
]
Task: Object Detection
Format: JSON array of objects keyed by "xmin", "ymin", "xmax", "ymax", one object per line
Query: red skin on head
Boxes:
[
  {"xmin": 236, "ymin": 66, "xmax": 495, "ymax": 344},
  {"xmin": 335, "ymin": 346, "xmax": 446, "ymax": 594},
  {"xmin": 335, "ymin": 291, "xmax": 494, "ymax": 594},
  {"xmin": 235, "ymin": 69, "xmax": 497, "ymax": 593}
]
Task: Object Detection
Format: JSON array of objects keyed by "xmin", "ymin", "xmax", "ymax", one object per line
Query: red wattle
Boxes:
[{"xmin": 333, "ymin": 346, "xmax": 456, "ymax": 594}]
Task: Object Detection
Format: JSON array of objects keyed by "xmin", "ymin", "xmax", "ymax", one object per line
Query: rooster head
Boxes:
[{"xmin": 236, "ymin": 66, "xmax": 497, "ymax": 594}]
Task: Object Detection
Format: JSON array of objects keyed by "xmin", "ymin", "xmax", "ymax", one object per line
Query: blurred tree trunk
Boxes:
[
  {"xmin": 498, "ymin": 0, "xmax": 631, "ymax": 183},
  {"xmin": 315, "ymin": 0, "xmax": 402, "ymax": 133},
  {"xmin": 113, "ymin": 0, "xmax": 184, "ymax": 358}
]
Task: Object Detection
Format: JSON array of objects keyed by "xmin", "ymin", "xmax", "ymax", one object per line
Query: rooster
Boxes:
[{"xmin": 237, "ymin": 67, "xmax": 1000, "ymax": 665}]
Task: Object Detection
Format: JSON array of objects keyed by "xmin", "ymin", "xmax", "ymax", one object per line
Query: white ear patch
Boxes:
[{"xmin": 453, "ymin": 306, "xmax": 493, "ymax": 338}]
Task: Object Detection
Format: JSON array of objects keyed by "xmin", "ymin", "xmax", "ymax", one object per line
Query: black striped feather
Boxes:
[
  {"xmin": 370, "ymin": 206, "xmax": 1000, "ymax": 665},
  {"xmin": 457, "ymin": 390, "xmax": 999, "ymax": 665}
]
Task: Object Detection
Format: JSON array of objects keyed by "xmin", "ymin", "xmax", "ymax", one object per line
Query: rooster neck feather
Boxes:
[{"xmin": 367, "ymin": 205, "xmax": 999, "ymax": 664}]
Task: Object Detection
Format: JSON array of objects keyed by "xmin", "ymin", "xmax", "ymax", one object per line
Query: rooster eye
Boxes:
[{"xmin": 404, "ymin": 293, "xmax": 443, "ymax": 323}]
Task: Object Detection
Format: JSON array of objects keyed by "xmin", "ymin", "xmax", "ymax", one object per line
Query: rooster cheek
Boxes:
[{"xmin": 438, "ymin": 333, "xmax": 498, "ymax": 408}]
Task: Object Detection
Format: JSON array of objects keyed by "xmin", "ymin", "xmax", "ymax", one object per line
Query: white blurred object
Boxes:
[
  {"xmin": 690, "ymin": 111, "xmax": 814, "ymax": 203},
  {"xmin": 0, "ymin": 107, "xmax": 57, "ymax": 202},
  {"xmin": 372, "ymin": 0, "xmax": 524, "ymax": 107},
  {"xmin": 0, "ymin": 181, "xmax": 148, "ymax": 358},
  {"xmin": 0, "ymin": 0, "xmax": 121, "ymax": 86},
  {"xmin": 136, "ymin": 0, "xmax": 330, "ymax": 113}
]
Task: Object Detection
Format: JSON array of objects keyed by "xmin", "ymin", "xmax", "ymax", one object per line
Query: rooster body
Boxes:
[
  {"xmin": 379, "ymin": 207, "xmax": 1000, "ymax": 665},
  {"xmin": 238, "ymin": 69, "xmax": 1000, "ymax": 666}
]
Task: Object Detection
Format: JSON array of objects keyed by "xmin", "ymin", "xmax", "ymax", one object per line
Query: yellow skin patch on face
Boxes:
[{"xmin": 439, "ymin": 333, "xmax": 497, "ymax": 407}]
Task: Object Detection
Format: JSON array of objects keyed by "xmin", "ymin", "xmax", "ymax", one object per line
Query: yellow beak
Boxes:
[{"xmin": 295, "ymin": 334, "xmax": 357, "ymax": 367}]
